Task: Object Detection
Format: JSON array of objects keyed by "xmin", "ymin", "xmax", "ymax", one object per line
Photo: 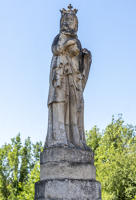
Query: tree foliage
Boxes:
[
  {"xmin": 87, "ymin": 115, "xmax": 136, "ymax": 200},
  {"xmin": 0, "ymin": 134, "xmax": 42, "ymax": 200}
]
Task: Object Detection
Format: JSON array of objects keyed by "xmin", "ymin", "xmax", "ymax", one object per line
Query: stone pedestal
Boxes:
[{"xmin": 35, "ymin": 146, "xmax": 101, "ymax": 200}]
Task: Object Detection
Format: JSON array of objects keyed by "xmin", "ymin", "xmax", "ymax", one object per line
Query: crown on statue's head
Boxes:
[{"xmin": 60, "ymin": 4, "xmax": 78, "ymax": 15}]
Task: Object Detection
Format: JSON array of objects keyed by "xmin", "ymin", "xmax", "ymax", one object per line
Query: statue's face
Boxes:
[{"xmin": 60, "ymin": 14, "xmax": 78, "ymax": 35}]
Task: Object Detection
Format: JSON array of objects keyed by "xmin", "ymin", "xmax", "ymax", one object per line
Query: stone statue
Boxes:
[
  {"xmin": 35, "ymin": 5, "xmax": 101, "ymax": 200},
  {"xmin": 45, "ymin": 4, "xmax": 92, "ymax": 149}
]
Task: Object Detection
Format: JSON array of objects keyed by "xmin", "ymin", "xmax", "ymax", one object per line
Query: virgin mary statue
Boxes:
[{"xmin": 44, "ymin": 4, "xmax": 92, "ymax": 149}]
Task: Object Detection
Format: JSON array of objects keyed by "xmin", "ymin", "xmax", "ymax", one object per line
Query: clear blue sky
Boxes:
[{"xmin": 0, "ymin": 0, "xmax": 136, "ymax": 146}]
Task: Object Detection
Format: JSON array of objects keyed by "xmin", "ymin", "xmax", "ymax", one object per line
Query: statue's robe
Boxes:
[{"xmin": 45, "ymin": 33, "xmax": 91, "ymax": 148}]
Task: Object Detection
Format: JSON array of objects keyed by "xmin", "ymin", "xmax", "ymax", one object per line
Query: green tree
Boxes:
[
  {"xmin": 86, "ymin": 125, "xmax": 101, "ymax": 153},
  {"xmin": 17, "ymin": 162, "xmax": 40, "ymax": 200},
  {"xmin": 87, "ymin": 115, "xmax": 136, "ymax": 200},
  {"xmin": 0, "ymin": 134, "xmax": 42, "ymax": 200}
]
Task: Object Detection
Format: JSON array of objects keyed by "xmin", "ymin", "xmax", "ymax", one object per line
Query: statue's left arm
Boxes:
[{"xmin": 81, "ymin": 48, "xmax": 92, "ymax": 90}]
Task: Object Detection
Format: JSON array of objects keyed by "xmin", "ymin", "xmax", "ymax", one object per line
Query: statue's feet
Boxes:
[
  {"xmin": 74, "ymin": 141, "xmax": 92, "ymax": 151},
  {"xmin": 44, "ymin": 141, "xmax": 69, "ymax": 149}
]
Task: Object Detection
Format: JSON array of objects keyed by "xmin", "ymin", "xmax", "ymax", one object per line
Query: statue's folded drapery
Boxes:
[{"xmin": 45, "ymin": 10, "xmax": 91, "ymax": 149}]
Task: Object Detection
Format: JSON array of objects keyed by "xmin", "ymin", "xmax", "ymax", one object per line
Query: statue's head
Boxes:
[{"xmin": 60, "ymin": 4, "xmax": 78, "ymax": 36}]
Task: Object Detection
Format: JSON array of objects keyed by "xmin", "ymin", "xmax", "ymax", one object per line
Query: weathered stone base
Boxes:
[
  {"xmin": 35, "ymin": 146, "xmax": 101, "ymax": 200},
  {"xmin": 40, "ymin": 146, "xmax": 95, "ymax": 180},
  {"xmin": 35, "ymin": 179, "xmax": 101, "ymax": 200},
  {"xmin": 40, "ymin": 161, "xmax": 96, "ymax": 180}
]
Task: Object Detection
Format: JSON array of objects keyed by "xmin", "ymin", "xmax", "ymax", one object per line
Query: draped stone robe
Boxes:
[{"xmin": 45, "ymin": 32, "xmax": 91, "ymax": 149}]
